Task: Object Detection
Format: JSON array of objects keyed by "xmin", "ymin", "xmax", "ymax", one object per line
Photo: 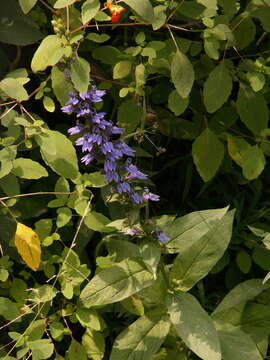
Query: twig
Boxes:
[
  {"xmin": 0, "ymin": 191, "xmax": 77, "ymax": 201},
  {"xmin": 38, "ymin": 0, "xmax": 59, "ymax": 16}
]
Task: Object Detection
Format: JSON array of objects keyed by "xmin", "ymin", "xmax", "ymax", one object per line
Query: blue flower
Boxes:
[
  {"xmin": 153, "ymin": 230, "xmax": 170, "ymax": 244},
  {"xmin": 142, "ymin": 187, "xmax": 160, "ymax": 202}
]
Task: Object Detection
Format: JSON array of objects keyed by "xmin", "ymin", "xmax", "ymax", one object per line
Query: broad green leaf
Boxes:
[
  {"xmin": 227, "ymin": 136, "xmax": 251, "ymax": 167},
  {"xmin": 110, "ymin": 310, "xmax": 170, "ymax": 360},
  {"xmin": 0, "ymin": 78, "xmax": 28, "ymax": 102},
  {"xmin": 54, "ymin": 0, "xmax": 77, "ymax": 8},
  {"xmin": 71, "ymin": 56, "xmax": 90, "ymax": 94},
  {"xmin": 236, "ymin": 85, "xmax": 268, "ymax": 135},
  {"xmin": 50, "ymin": 321, "xmax": 65, "ymax": 340},
  {"xmin": 213, "ymin": 279, "xmax": 270, "ymax": 315},
  {"xmin": 31, "ymin": 35, "xmax": 65, "ymax": 73},
  {"xmin": 80, "ymin": 258, "xmax": 154, "ymax": 307},
  {"xmin": 15, "ymin": 222, "xmax": 41, "ymax": 271},
  {"xmin": 29, "ymin": 285, "xmax": 57, "ymax": 303},
  {"xmin": 166, "ymin": 292, "xmax": 221, "ymax": 360},
  {"xmin": 203, "ymin": 64, "xmax": 232, "ymax": 113},
  {"xmin": 231, "ymin": 15, "xmax": 256, "ymax": 49},
  {"xmin": 106, "ymin": 239, "xmax": 141, "ymax": 262},
  {"xmin": 117, "ymin": 99, "xmax": 143, "ymax": 133},
  {"xmin": 168, "ymin": 90, "xmax": 189, "ymax": 116},
  {"xmin": 113, "ymin": 61, "xmax": 132, "ymax": 79},
  {"xmin": 82, "ymin": 329, "xmax": 105, "ymax": 360},
  {"xmin": 139, "ymin": 241, "xmax": 161, "ymax": 278},
  {"xmin": 26, "ymin": 319, "xmax": 46, "ymax": 341},
  {"xmin": 170, "ymin": 211, "xmax": 234, "ymax": 291},
  {"xmin": 152, "ymin": 5, "xmax": 167, "ymax": 30},
  {"xmin": 84, "ymin": 211, "xmax": 115, "ymax": 232},
  {"xmin": 76, "ymin": 308, "xmax": 102, "ymax": 330},
  {"xmin": 12, "ymin": 158, "xmax": 48, "ymax": 179},
  {"xmin": 28, "ymin": 339, "xmax": 54, "ymax": 360},
  {"xmin": 192, "ymin": 128, "xmax": 225, "ymax": 182},
  {"xmin": 218, "ymin": 326, "xmax": 263, "ymax": 360},
  {"xmin": 35, "ymin": 129, "xmax": 79, "ymax": 179},
  {"xmin": 122, "ymin": 0, "xmax": 154, "ymax": 22},
  {"xmin": 171, "ymin": 50, "xmax": 194, "ymax": 99},
  {"xmin": 51, "ymin": 67, "xmax": 73, "ymax": 106},
  {"xmin": 0, "ymin": 0, "xmax": 42, "ymax": 45},
  {"xmin": 121, "ymin": 296, "xmax": 144, "ymax": 316},
  {"xmin": 240, "ymin": 303, "xmax": 270, "ymax": 342},
  {"xmin": 67, "ymin": 340, "xmax": 87, "ymax": 360},
  {"xmin": 0, "ymin": 173, "xmax": 20, "ymax": 196},
  {"xmin": 92, "ymin": 46, "xmax": 121, "ymax": 64},
  {"xmin": 82, "ymin": 0, "xmax": 100, "ymax": 24},
  {"xmin": 236, "ymin": 250, "xmax": 252, "ymax": 274},
  {"xmin": 18, "ymin": 0, "xmax": 37, "ymax": 13},
  {"xmin": 0, "ymin": 297, "xmax": 20, "ymax": 321},
  {"xmin": 241, "ymin": 145, "xmax": 265, "ymax": 180},
  {"xmin": 166, "ymin": 206, "xmax": 229, "ymax": 253}
]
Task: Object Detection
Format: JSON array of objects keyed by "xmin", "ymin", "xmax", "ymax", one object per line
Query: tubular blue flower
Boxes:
[
  {"xmin": 142, "ymin": 187, "xmax": 160, "ymax": 202},
  {"xmin": 124, "ymin": 227, "xmax": 143, "ymax": 236},
  {"xmin": 62, "ymin": 84, "xmax": 160, "ymax": 204},
  {"xmin": 153, "ymin": 230, "xmax": 170, "ymax": 244}
]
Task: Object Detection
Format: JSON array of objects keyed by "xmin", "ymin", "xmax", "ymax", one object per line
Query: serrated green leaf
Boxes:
[
  {"xmin": 122, "ymin": 0, "xmax": 154, "ymax": 22},
  {"xmin": 192, "ymin": 128, "xmax": 225, "ymax": 182},
  {"xmin": 203, "ymin": 64, "xmax": 232, "ymax": 113},
  {"xmin": 31, "ymin": 35, "xmax": 65, "ymax": 73},
  {"xmin": 166, "ymin": 292, "xmax": 221, "ymax": 360},
  {"xmin": 0, "ymin": 78, "xmax": 28, "ymax": 102},
  {"xmin": 236, "ymin": 85, "xmax": 268, "ymax": 135},
  {"xmin": 80, "ymin": 258, "xmax": 154, "ymax": 307},
  {"xmin": 171, "ymin": 50, "xmax": 194, "ymax": 99},
  {"xmin": 81, "ymin": 0, "xmax": 100, "ymax": 25},
  {"xmin": 12, "ymin": 158, "xmax": 48, "ymax": 179},
  {"xmin": 110, "ymin": 310, "xmax": 170, "ymax": 360}
]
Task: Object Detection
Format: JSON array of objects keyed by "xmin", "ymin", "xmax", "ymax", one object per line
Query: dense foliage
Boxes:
[{"xmin": 1, "ymin": 0, "xmax": 270, "ymax": 359}]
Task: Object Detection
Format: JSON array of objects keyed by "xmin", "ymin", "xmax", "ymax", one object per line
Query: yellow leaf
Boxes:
[{"xmin": 15, "ymin": 223, "xmax": 41, "ymax": 271}]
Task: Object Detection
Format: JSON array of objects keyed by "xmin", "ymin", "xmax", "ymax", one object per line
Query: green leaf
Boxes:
[
  {"xmin": 168, "ymin": 90, "xmax": 189, "ymax": 116},
  {"xmin": 171, "ymin": 50, "xmax": 194, "ymax": 99},
  {"xmin": 122, "ymin": 0, "xmax": 154, "ymax": 22},
  {"xmin": 51, "ymin": 67, "xmax": 73, "ymax": 106},
  {"xmin": 241, "ymin": 145, "xmax": 265, "ymax": 180},
  {"xmin": 56, "ymin": 207, "xmax": 72, "ymax": 228},
  {"xmin": 35, "ymin": 129, "xmax": 79, "ymax": 179},
  {"xmin": 0, "ymin": 297, "xmax": 20, "ymax": 321},
  {"xmin": 26, "ymin": 319, "xmax": 46, "ymax": 341},
  {"xmin": 110, "ymin": 310, "xmax": 170, "ymax": 360},
  {"xmin": 0, "ymin": 173, "xmax": 20, "ymax": 196},
  {"xmin": 84, "ymin": 211, "xmax": 115, "ymax": 232},
  {"xmin": 166, "ymin": 206, "xmax": 229, "ymax": 253},
  {"xmin": 43, "ymin": 96, "xmax": 55, "ymax": 113},
  {"xmin": 76, "ymin": 308, "xmax": 102, "ymax": 331},
  {"xmin": 12, "ymin": 158, "xmax": 48, "ymax": 179},
  {"xmin": 80, "ymin": 258, "xmax": 154, "ymax": 307},
  {"xmin": 92, "ymin": 46, "xmax": 121, "ymax": 64},
  {"xmin": 29, "ymin": 285, "xmax": 57, "ymax": 303},
  {"xmin": 166, "ymin": 292, "xmax": 221, "ymax": 360},
  {"xmin": 71, "ymin": 56, "xmax": 90, "ymax": 94},
  {"xmin": 247, "ymin": 72, "xmax": 265, "ymax": 92},
  {"xmin": 117, "ymin": 99, "xmax": 143, "ymax": 133},
  {"xmin": 18, "ymin": 0, "xmax": 37, "ymax": 13},
  {"xmin": 31, "ymin": 35, "xmax": 65, "ymax": 73},
  {"xmin": 28, "ymin": 339, "xmax": 54, "ymax": 360},
  {"xmin": 54, "ymin": 0, "xmax": 77, "ymax": 8},
  {"xmin": 236, "ymin": 85, "xmax": 268, "ymax": 135},
  {"xmin": 218, "ymin": 326, "xmax": 263, "ymax": 360},
  {"xmin": 169, "ymin": 210, "xmax": 234, "ymax": 291},
  {"xmin": 0, "ymin": 78, "xmax": 28, "ymax": 102},
  {"xmin": 236, "ymin": 250, "xmax": 252, "ymax": 274},
  {"xmin": 0, "ymin": 0, "xmax": 42, "ymax": 45},
  {"xmin": 86, "ymin": 33, "xmax": 110, "ymax": 43},
  {"xmin": 203, "ymin": 64, "xmax": 232, "ymax": 113},
  {"xmin": 240, "ymin": 303, "xmax": 270, "ymax": 342},
  {"xmin": 67, "ymin": 340, "xmax": 87, "ymax": 360},
  {"xmin": 82, "ymin": 329, "xmax": 105, "ymax": 360},
  {"xmin": 192, "ymin": 128, "xmax": 225, "ymax": 182},
  {"xmin": 213, "ymin": 279, "xmax": 270, "ymax": 315},
  {"xmin": 152, "ymin": 5, "xmax": 167, "ymax": 30},
  {"xmin": 139, "ymin": 241, "xmax": 161, "ymax": 278},
  {"xmin": 82, "ymin": 0, "xmax": 100, "ymax": 24},
  {"xmin": 113, "ymin": 61, "xmax": 132, "ymax": 79}
]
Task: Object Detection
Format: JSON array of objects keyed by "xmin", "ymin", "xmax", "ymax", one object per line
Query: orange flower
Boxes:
[{"xmin": 104, "ymin": 2, "xmax": 125, "ymax": 22}]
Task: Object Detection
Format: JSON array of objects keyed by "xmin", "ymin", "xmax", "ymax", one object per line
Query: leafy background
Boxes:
[{"xmin": 1, "ymin": 0, "xmax": 270, "ymax": 359}]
